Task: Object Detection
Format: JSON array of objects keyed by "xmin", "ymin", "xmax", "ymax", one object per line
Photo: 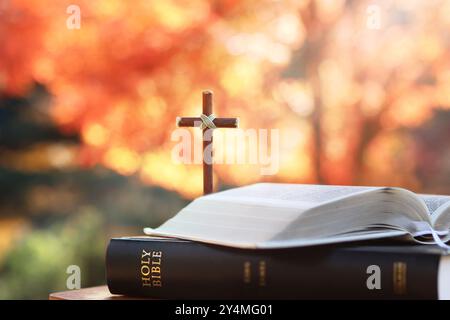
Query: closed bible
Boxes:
[{"xmin": 106, "ymin": 236, "xmax": 448, "ymax": 299}]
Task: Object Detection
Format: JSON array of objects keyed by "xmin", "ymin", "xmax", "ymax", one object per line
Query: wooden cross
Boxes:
[{"xmin": 176, "ymin": 90, "xmax": 239, "ymax": 195}]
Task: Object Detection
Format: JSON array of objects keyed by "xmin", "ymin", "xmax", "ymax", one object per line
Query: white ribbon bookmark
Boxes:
[
  {"xmin": 397, "ymin": 222, "xmax": 450, "ymax": 252},
  {"xmin": 352, "ymin": 223, "xmax": 450, "ymax": 253}
]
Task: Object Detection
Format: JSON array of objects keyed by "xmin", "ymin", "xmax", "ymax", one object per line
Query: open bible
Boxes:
[{"xmin": 144, "ymin": 183, "xmax": 450, "ymax": 249}]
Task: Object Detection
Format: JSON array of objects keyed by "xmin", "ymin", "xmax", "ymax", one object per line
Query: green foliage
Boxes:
[{"xmin": 0, "ymin": 208, "xmax": 106, "ymax": 299}]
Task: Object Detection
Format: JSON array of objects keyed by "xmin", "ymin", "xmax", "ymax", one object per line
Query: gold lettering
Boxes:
[
  {"xmin": 259, "ymin": 260, "xmax": 266, "ymax": 287},
  {"xmin": 151, "ymin": 266, "xmax": 160, "ymax": 273},
  {"xmin": 393, "ymin": 262, "xmax": 407, "ymax": 295},
  {"xmin": 142, "ymin": 277, "xmax": 152, "ymax": 287},
  {"xmin": 141, "ymin": 250, "xmax": 151, "ymax": 258},
  {"xmin": 140, "ymin": 250, "xmax": 163, "ymax": 288},
  {"xmin": 152, "ymin": 280, "xmax": 162, "ymax": 287},
  {"xmin": 141, "ymin": 265, "xmax": 150, "ymax": 276},
  {"xmin": 243, "ymin": 261, "xmax": 251, "ymax": 284}
]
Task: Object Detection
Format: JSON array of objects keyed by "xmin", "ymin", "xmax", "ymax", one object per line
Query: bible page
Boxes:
[{"xmin": 144, "ymin": 183, "xmax": 386, "ymax": 248}]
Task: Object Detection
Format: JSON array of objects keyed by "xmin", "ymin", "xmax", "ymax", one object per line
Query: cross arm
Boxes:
[{"xmin": 176, "ymin": 117, "xmax": 239, "ymax": 128}]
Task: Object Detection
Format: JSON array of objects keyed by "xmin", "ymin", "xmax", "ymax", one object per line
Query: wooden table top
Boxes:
[{"xmin": 49, "ymin": 285, "xmax": 150, "ymax": 300}]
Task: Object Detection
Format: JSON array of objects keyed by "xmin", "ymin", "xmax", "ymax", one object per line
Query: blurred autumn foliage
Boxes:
[
  {"xmin": 0, "ymin": 0, "xmax": 449, "ymax": 298},
  {"xmin": 1, "ymin": 0, "xmax": 449, "ymax": 197}
]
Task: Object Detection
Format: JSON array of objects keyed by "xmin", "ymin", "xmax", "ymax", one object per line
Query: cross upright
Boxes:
[{"xmin": 176, "ymin": 91, "xmax": 239, "ymax": 195}]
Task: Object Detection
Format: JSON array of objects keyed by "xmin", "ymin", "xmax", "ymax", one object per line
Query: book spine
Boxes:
[{"xmin": 106, "ymin": 239, "xmax": 440, "ymax": 299}]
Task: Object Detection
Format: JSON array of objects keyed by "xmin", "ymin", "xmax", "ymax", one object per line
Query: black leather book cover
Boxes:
[{"xmin": 106, "ymin": 237, "xmax": 443, "ymax": 299}]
